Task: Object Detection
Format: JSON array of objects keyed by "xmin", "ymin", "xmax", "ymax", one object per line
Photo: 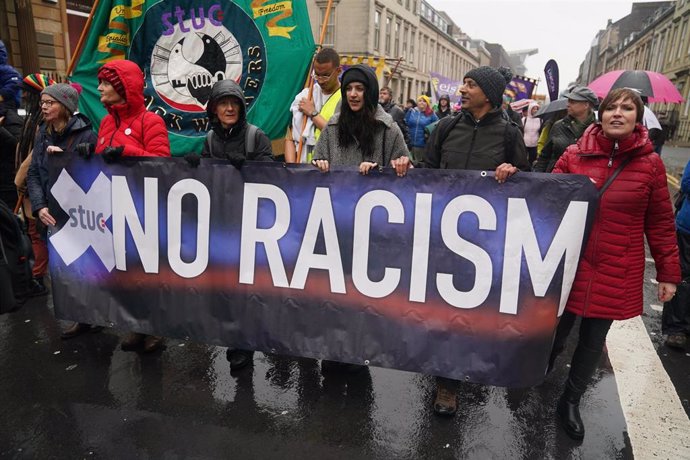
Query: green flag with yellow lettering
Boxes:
[{"xmin": 71, "ymin": 0, "xmax": 315, "ymax": 155}]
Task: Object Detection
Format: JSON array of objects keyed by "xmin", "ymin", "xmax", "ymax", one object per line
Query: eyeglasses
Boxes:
[
  {"xmin": 311, "ymin": 69, "xmax": 338, "ymax": 81},
  {"xmin": 40, "ymin": 100, "xmax": 56, "ymax": 107}
]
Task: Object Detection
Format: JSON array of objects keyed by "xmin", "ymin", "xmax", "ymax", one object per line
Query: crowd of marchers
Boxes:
[{"xmin": 0, "ymin": 40, "xmax": 688, "ymax": 443}]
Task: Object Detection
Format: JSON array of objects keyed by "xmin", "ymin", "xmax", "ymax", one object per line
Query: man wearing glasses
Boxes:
[{"xmin": 285, "ymin": 47, "xmax": 342, "ymax": 163}]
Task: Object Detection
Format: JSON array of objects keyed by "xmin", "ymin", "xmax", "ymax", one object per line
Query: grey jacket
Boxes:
[{"xmin": 313, "ymin": 105, "xmax": 409, "ymax": 166}]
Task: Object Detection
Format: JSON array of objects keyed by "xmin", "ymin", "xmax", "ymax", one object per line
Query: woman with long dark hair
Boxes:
[
  {"xmin": 311, "ymin": 64, "xmax": 412, "ymax": 373},
  {"xmin": 312, "ymin": 64, "xmax": 410, "ymax": 175}
]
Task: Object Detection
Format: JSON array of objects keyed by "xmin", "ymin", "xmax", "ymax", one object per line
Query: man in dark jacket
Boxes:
[
  {"xmin": 424, "ymin": 66, "xmax": 529, "ymax": 173},
  {"xmin": 194, "ymin": 79, "xmax": 273, "ymax": 371},
  {"xmin": 533, "ymin": 86, "xmax": 597, "ymax": 173},
  {"xmin": 379, "ymin": 86, "xmax": 410, "ymax": 148},
  {"xmin": 423, "ymin": 65, "xmax": 529, "ymax": 417}
]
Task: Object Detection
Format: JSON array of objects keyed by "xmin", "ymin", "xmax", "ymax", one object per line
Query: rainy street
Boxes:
[{"xmin": 1, "ymin": 151, "xmax": 689, "ymax": 460}]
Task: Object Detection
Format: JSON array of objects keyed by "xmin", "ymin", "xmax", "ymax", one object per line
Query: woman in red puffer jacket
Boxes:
[
  {"xmin": 95, "ymin": 59, "xmax": 170, "ymax": 353},
  {"xmin": 95, "ymin": 60, "xmax": 170, "ymax": 158},
  {"xmin": 549, "ymin": 88, "xmax": 680, "ymax": 441}
]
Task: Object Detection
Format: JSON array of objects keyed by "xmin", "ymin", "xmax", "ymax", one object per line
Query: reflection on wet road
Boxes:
[{"xmin": 1, "ymin": 295, "xmax": 637, "ymax": 459}]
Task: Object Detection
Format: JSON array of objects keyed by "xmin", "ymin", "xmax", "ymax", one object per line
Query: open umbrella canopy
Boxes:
[
  {"xmin": 588, "ymin": 70, "xmax": 684, "ymax": 103},
  {"xmin": 535, "ymin": 98, "xmax": 567, "ymax": 118}
]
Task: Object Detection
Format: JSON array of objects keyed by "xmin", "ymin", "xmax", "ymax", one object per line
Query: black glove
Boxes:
[
  {"xmin": 76, "ymin": 143, "xmax": 94, "ymax": 159},
  {"xmin": 228, "ymin": 154, "xmax": 245, "ymax": 170},
  {"xmin": 102, "ymin": 146, "xmax": 124, "ymax": 163},
  {"xmin": 184, "ymin": 153, "xmax": 201, "ymax": 168}
]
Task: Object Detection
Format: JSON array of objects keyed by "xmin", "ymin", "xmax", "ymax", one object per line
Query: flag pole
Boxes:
[
  {"xmin": 66, "ymin": 0, "xmax": 102, "ymax": 76},
  {"xmin": 295, "ymin": 0, "xmax": 334, "ymax": 162},
  {"xmin": 384, "ymin": 56, "xmax": 404, "ymax": 88}
]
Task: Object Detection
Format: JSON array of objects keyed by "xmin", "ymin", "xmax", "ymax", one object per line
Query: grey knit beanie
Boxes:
[
  {"xmin": 41, "ymin": 83, "xmax": 79, "ymax": 113},
  {"xmin": 464, "ymin": 66, "xmax": 513, "ymax": 108}
]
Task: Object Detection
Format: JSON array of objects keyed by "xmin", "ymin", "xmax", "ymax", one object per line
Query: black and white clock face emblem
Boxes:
[{"xmin": 151, "ymin": 22, "xmax": 243, "ymax": 112}]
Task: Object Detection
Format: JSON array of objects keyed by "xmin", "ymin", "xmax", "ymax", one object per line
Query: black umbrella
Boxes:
[{"xmin": 535, "ymin": 98, "xmax": 567, "ymax": 118}]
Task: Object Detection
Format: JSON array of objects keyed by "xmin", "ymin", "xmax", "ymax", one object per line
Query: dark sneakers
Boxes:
[
  {"xmin": 61, "ymin": 322, "xmax": 98, "ymax": 340},
  {"xmin": 433, "ymin": 384, "xmax": 458, "ymax": 416},
  {"xmin": 121, "ymin": 333, "xmax": 164, "ymax": 353},
  {"xmin": 665, "ymin": 333, "xmax": 687, "ymax": 349},
  {"xmin": 226, "ymin": 349, "xmax": 254, "ymax": 371},
  {"xmin": 121, "ymin": 332, "xmax": 146, "ymax": 351}
]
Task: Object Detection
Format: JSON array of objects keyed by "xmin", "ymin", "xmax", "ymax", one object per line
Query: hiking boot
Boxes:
[
  {"xmin": 121, "ymin": 332, "xmax": 146, "ymax": 351},
  {"xmin": 60, "ymin": 322, "xmax": 91, "ymax": 340},
  {"xmin": 665, "ymin": 333, "xmax": 687, "ymax": 349},
  {"xmin": 226, "ymin": 349, "xmax": 254, "ymax": 371},
  {"xmin": 142, "ymin": 335, "xmax": 164, "ymax": 353},
  {"xmin": 433, "ymin": 383, "xmax": 457, "ymax": 416},
  {"xmin": 28, "ymin": 277, "xmax": 48, "ymax": 297}
]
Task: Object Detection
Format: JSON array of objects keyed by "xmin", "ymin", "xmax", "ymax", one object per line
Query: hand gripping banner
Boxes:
[{"xmin": 48, "ymin": 158, "xmax": 598, "ymax": 387}]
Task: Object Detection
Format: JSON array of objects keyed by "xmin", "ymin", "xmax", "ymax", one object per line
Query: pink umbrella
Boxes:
[{"xmin": 588, "ymin": 70, "xmax": 684, "ymax": 103}]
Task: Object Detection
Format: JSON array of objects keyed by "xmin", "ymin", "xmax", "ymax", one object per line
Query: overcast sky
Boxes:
[{"xmin": 426, "ymin": 0, "xmax": 669, "ymax": 97}]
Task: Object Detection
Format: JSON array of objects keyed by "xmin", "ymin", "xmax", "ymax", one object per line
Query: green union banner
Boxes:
[{"xmin": 71, "ymin": 0, "xmax": 315, "ymax": 155}]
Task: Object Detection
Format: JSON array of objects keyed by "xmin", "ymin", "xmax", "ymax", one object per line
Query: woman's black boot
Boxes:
[{"xmin": 556, "ymin": 386, "xmax": 585, "ymax": 441}]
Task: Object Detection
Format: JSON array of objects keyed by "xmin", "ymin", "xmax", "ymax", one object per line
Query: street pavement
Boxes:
[{"xmin": 2, "ymin": 149, "xmax": 690, "ymax": 459}]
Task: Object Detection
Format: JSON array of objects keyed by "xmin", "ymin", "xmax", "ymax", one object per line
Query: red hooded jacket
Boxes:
[
  {"xmin": 95, "ymin": 60, "xmax": 170, "ymax": 157},
  {"xmin": 552, "ymin": 123, "xmax": 680, "ymax": 320}
]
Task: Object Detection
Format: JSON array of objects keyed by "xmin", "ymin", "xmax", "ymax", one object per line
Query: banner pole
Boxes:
[
  {"xmin": 384, "ymin": 56, "xmax": 404, "ymax": 88},
  {"xmin": 66, "ymin": 0, "xmax": 102, "ymax": 76},
  {"xmin": 295, "ymin": 0, "xmax": 334, "ymax": 162}
]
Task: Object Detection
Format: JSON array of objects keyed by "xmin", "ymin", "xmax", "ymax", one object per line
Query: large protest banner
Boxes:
[
  {"xmin": 70, "ymin": 0, "xmax": 315, "ymax": 155},
  {"xmin": 47, "ymin": 158, "xmax": 598, "ymax": 387}
]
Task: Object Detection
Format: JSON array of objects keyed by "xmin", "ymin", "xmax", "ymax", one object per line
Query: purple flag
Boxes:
[
  {"xmin": 430, "ymin": 72, "xmax": 462, "ymax": 105},
  {"xmin": 544, "ymin": 60, "xmax": 560, "ymax": 102},
  {"xmin": 504, "ymin": 75, "xmax": 537, "ymax": 101}
]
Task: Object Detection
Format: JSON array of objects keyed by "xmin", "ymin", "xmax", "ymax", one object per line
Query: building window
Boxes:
[
  {"xmin": 320, "ymin": 7, "xmax": 336, "ymax": 47},
  {"xmin": 403, "ymin": 24, "xmax": 409, "ymax": 61},
  {"xmin": 374, "ymin": 10, "xmax": 381, "ymax": 51},
  {"xmin": 406, "ymin": 0, "xmax": 410, "ymax": 10},
  {"xmin": 669, "ymin": 26, "xmax": 678, "ymax": 63},
  {"xmin": 395, "ymin": 19, "xmax": 401, "ymax": 57},
  {"xmin": 385, "ymin": 15, "xmax": 392, "ymax": 55},
  {"xmin": 410, "ymin": 30, "xmax": 415, "ymax": 64},
  {"xmin": 678, "ymin": 21, "xmax": 688, "ymax": 59}
]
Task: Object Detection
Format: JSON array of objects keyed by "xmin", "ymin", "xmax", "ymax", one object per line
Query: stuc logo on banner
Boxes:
[{"xmin": 49, "ymin": 169, "xmax": 116, "ymax": 271}]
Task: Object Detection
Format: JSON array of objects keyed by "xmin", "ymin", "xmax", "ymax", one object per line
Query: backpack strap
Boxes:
[
  {"xmin": 245, "ymin": 124, "xmax": 258, "ymax": 156},
  {"xmin": 503, "ymin": 120, "xmax": 519, "ymax": 165},
  {"xmin": 206, "ymin": 130, "xmax": 215, "ymax": 157}
]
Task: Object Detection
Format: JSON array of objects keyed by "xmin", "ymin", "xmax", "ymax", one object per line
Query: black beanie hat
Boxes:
[
  {"xmin": 341, "ymin": 65, "xmax": 379, "ymax": 109},
  {"xmin": 464, "ymin": 66, "xmax": 513, "ymax": 108}
]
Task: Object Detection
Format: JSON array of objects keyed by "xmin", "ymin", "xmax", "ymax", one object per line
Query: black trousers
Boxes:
[
  {"xmin": 662, "ymin": 230, "xmax": 690, "ymax": 334},
  {"xmin": 551, "ymin": 312, "xmax": 613, "ymax": 394}
]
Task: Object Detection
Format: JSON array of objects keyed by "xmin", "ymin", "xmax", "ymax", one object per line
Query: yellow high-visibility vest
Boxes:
[{"xmin": 314, "ymin": 90, "xmax": 342, "ymax": 141}]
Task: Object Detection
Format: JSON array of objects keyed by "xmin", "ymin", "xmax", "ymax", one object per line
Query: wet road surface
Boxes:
[{"xmin": 0, "ymin": 293, "xmax": 639, "ymax": 459}]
